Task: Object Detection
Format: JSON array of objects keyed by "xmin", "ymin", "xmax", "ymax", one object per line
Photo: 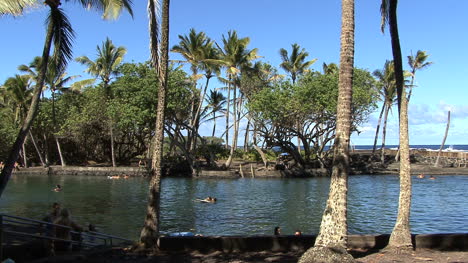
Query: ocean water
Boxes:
[{"xmin": 353, "ymin": 144, "xmax": 468, "ymax": 152}]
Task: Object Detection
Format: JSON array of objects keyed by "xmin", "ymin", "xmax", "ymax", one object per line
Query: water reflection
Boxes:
[{"xmin": 1, "ymin": 174, "xmax": 467, "ymax": 240}]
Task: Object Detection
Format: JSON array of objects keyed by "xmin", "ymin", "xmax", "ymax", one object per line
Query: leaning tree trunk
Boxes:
[
  {"xmin": 140, "ymin": 0, "xmax": 170, "ymax": 249},
  {"xmin": 371, "ymin": 104, "xmax": 385, "ymax": 156},
  {"xmin": 299, "ymin": 0, "xmax": 355, "ymax": 262},
  {"xmin": 386, "ymin": 0, "xmax": 413, "ymax": 252},
  {"xmin": 29, "ymin": 130, "xmax": 46, "ymax": 167},
  {"xmin": 243, "ymin": 118, "xmax": 250, "ymax": 152},
  {"xmin": 0, "ymin": 8, "xmax": 55, "ymax": 198},
  {"xmin": 22, "ymin": 141, "xmax": 28, "ymax": 168},
  {"xmin": 434, "ymin": 111, "xmax": 450, "ymax": 167},
  {"xmin": 191, "ymin": 76, "xmax": 212, "ymax": 152},
  {"xmin": 55, "ymin": 136, "xmax": 66, "ymax": 167}
]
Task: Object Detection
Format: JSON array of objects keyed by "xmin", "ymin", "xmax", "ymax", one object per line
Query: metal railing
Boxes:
[{"xmin": 0, "ymin": 213, "xmax": 133, "ymax": 260}]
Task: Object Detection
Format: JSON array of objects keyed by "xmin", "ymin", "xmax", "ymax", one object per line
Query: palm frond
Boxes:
[
  {"xmin": 0, "ymin": 0, "xmax": 36, "ymax": 16},
  {"xmin": 48, "ymin": 7, "xmax": 75, "ymax": 73},
  {"xmin": 380, "ymin": 0, "xmax": 389, "ymax": 33}
]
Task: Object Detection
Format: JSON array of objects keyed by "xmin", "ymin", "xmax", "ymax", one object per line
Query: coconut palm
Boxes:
[
  {"xmin": 172, "ymin": 29, "xmax": 220, "ymax": 152},
  {"xmin": 205, "ymin": 90, "xmax": 227, "ymax": 138},
  {"xmin": 19, "ymin": 56, "xmax": 79, "ymax": 166},
  {"xmin": 407, "ymin": 50, "xmax": 432, "ymax": 103},
  {"xmin": 371, "ymin": 60, "xmax": 396, "ymax": 162},
  {"xmin": 381, "ymin": 0, "xmax": 413, "ymax": 251},
  {"xmin": 76, "ymin": 37, "xmax": 127, "ymax": 167},
  {"xmin": 139, "ymin": 0, "xmax": 170, "ymax": 249},
  {"xmin": 299, "ymin": 0, "xmax": 356, "ymax": 262},
  {"xmin": 279, "ymin": 43, "xmax": 317, "ymax": 84},
  {"xmin": 217, "ymin": 30, "xmax": 259, "ymax": 167},
  {"xmin": 279, "ymin": 43, "xmax": 317, "ymax": 153},
  {"xmin": 0, "ymin": 0, "xmax": 133, "ymax": 199}
]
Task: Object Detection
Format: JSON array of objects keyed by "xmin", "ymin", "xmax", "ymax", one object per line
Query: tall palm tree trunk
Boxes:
[
  {"xmin": 22, "ymin": 140, "xmax": 28, "ymax": 168},
  {"xmin": 380, "ymin": 102, "xmax": 390, "ymax": 164},
  {"xmin": 386, "ymin": 0, "xmax": 413, "ymax": 251},
  {"xmin": 225, "ymin": 78, "xmax": 231, "ymax": 149},
  {"xmin": 0, "ymin": 10, "xmax": 55, "ymax": 198},
  {"xmin": 140, "ymin": 0, "xmax": 170, "ymax": 249},
  {"xmin": 434, "ymin": 111, "xmax": 450, "ymax": 167},
  {"xmin": 244, "ymin": 118, "xmax": 250, "ymax": 152},
  {"xmin": 211, "ymin": 112, "xmax": 217, "ymax": 138},
  {"xmin": 299, "ymin": 1, "xmax": 355, "ymax": 262},
  {"xmin": 191, "ymin": 76, "xmax": 212, "ymax": 152},
  {"xmin": 225, "ymin": 83, "xmax": 237, "ymax": 168},
  {"xmin": 371, "ymin": 104, "xmax": 385, "ymax": 156}
]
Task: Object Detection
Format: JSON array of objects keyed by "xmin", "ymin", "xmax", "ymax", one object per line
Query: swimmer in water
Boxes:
[{"xmin": 53, "ymin": 184, "xmax": 62, "ymax": 192}]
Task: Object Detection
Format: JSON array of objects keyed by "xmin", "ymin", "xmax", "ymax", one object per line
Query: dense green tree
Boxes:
[
  {"xmin": 300, "ymin": 0, "xmax": 356, "ymax": 261},
  {"xmin": 0, "ymin": 0, "xmax": 133, "ymax": 198}
]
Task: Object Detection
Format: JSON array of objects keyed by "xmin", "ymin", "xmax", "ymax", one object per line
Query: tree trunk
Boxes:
[
  {"xmin": 29, "ymin": 130, "xmax": 45, "ymax": 167},
  {"xmin": 211, "ymin": 112, "xmax": 216, "ymax": 138},
  {"xmin": 380, "ymin": 102, "xmax": 390, "ymax": 164},
  {"xmin": 434, "ymin": 111, "xmax": 450, "ymax": 167},
  {"xmin": 191, "ymin": 76, "xmax": 212, "ymax": 152},
  {"xmin": 243, "ymin": 118, "xmax": 250, "ymax": 152},
  {"xmin": 371, "ymin": 104, "xmax": 385, "ymax": 156},
  {"xmin": 110, "ymin": 123, "xmax": 116, "ymax": 167},
  {"xmin": 253, "ymin": 144, "xmax": 268, "ymax": 167},
  {"xmin": 225, "ymin": 78, "xmax": 231, "ymax": 149},
  {"xmin": 225, "ymin": 82, "xmax": 238, "ymax": 168},
  {"xmin": 140, "ymin": 0, "xmax": 170, "ymax": 249},
  {"xmin": 0, "ymin": 7, "xmax": 55, "ymax": 198},
  {"xmin": 55, "ymin": 136, "xmax": 66, "ymax": 167},
  {"xmin": 386, "ymin": 0, "xmax": 413, "ymax": 252},
  {"xmin": 22, "ymin": 140, "xmax": 28, "ymax": 168},
  {"xmin": 299, "ymin": 1, "xmax": 355, "ymax": 262}
]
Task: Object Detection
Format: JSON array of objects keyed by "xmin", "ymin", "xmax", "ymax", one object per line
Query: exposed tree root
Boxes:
[{"xmin": 298, "ymin": 246, "xmax": 356, "ymax": 263}]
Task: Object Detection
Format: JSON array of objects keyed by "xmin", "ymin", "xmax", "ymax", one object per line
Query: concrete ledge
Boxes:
[{"xmin": 158, "ymin": 233, "xmax": 468, "ymax": 252}]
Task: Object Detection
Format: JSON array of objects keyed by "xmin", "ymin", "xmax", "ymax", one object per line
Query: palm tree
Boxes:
[
  {"xmin": 19, "ymin": 56, "xmax": 79, "ymax": 166},
  {"xmin": 76, "ymin": 37, "xmax": 127, "ymax": 167},
  {"xmin": 381, "ymin": 0, "xmax": 413, "ymax": 251},
  {"xmin": 279, "ymin": 43, "xmax": 317, "ymax": 153},
  {"xmin": 139, "ymin": 0, "xmax": 170, "ymax": 249},
  {"xmin": 0, "ymin": 0, "xmax": 133, "ymax": 199},
  {"xmin": 279, "ymin": 43, "xmax": 317, "ymax": 85},
  {"xmin": 172, "ymin": 29, "xmax": 220, "ymax": 152},
  {"xmin": 371, "ymin": 60, "xmax": 396, "ymax": 163},
  {"xmin": 407, "ymin": 50, "xmax": 432, "ymax": 103},
  {"xmin": 2, "ymin": 75, "xmax": 35, "ymax": 168},
  {"xmin": 218, "ymin": 30, "xmax": 258, "ymax": 168},
  {"xmin": 205, "ymin": 90, "xmax": 227, "ymax": 138},
  {"xmin": 299, "ymin": 0, "xmax": 356, "ymax": 262}
]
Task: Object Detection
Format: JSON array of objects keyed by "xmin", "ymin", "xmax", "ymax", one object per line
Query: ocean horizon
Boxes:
[{"xmin": 265, "ymin": 144, "xmax": 468, "ymax": 152}]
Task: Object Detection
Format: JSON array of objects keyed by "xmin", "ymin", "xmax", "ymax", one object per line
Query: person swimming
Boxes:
[
  {"xmin": 53, "ymin": 184, "xmax": 62, "ymax": 192},
  {"xmin": 417, "ymin": 174, "xmax": 425, "ymax": 179},
  {"xmin": 197, "ymin": 196, "xmax": 217, "ymax": 203},
  {"xmin": 429, "ymin": 175, "xmax": 436, "ymax": 180}
]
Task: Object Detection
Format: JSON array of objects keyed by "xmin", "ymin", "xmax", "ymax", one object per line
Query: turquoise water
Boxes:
[{"xmin": 1, "ymin": 174, "xmax": 467, "ymax": 240}]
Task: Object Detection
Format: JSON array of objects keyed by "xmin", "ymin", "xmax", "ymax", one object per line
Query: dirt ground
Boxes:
[{"xmin": 33, "ymin": 247, "xmax": 468, "ymax": 263}]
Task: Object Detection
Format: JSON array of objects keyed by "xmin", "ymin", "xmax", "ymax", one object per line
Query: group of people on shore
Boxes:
[{"xmin": 41, "ymin": 202, "xmax": 95, "ymax": 255}]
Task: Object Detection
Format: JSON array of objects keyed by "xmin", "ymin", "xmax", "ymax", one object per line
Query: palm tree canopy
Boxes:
[
  {"xmin": 76, "ymin": 37, "xmax": 127, "ymax": 84},
  {"xmin": 279, "ymin": 43, "xmax": 317, "ymax": 83},
  {"xmin": 0, "ymin": 0, "xmax": 36, "ymax": 16},
  {"xmin": 172, "ymin": 28, "xmax": 211, "ymax": 75},
  {"xmin": 408, "ymin": 50, "xmax": 433, "ymax": 74},
  {"xmin": 218, "ymin": 30, "xmax": 259, "ymax": 76}
]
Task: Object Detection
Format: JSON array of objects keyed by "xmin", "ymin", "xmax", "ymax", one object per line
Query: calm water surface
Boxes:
[{"xmin": 1, "ymin": 174, "xmax": 467, "ymax": 240}]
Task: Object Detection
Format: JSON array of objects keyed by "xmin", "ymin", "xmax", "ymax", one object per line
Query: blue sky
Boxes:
[{"xmin": 1, "ymin": 0, "xmax": 467, "ymax": 146}]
